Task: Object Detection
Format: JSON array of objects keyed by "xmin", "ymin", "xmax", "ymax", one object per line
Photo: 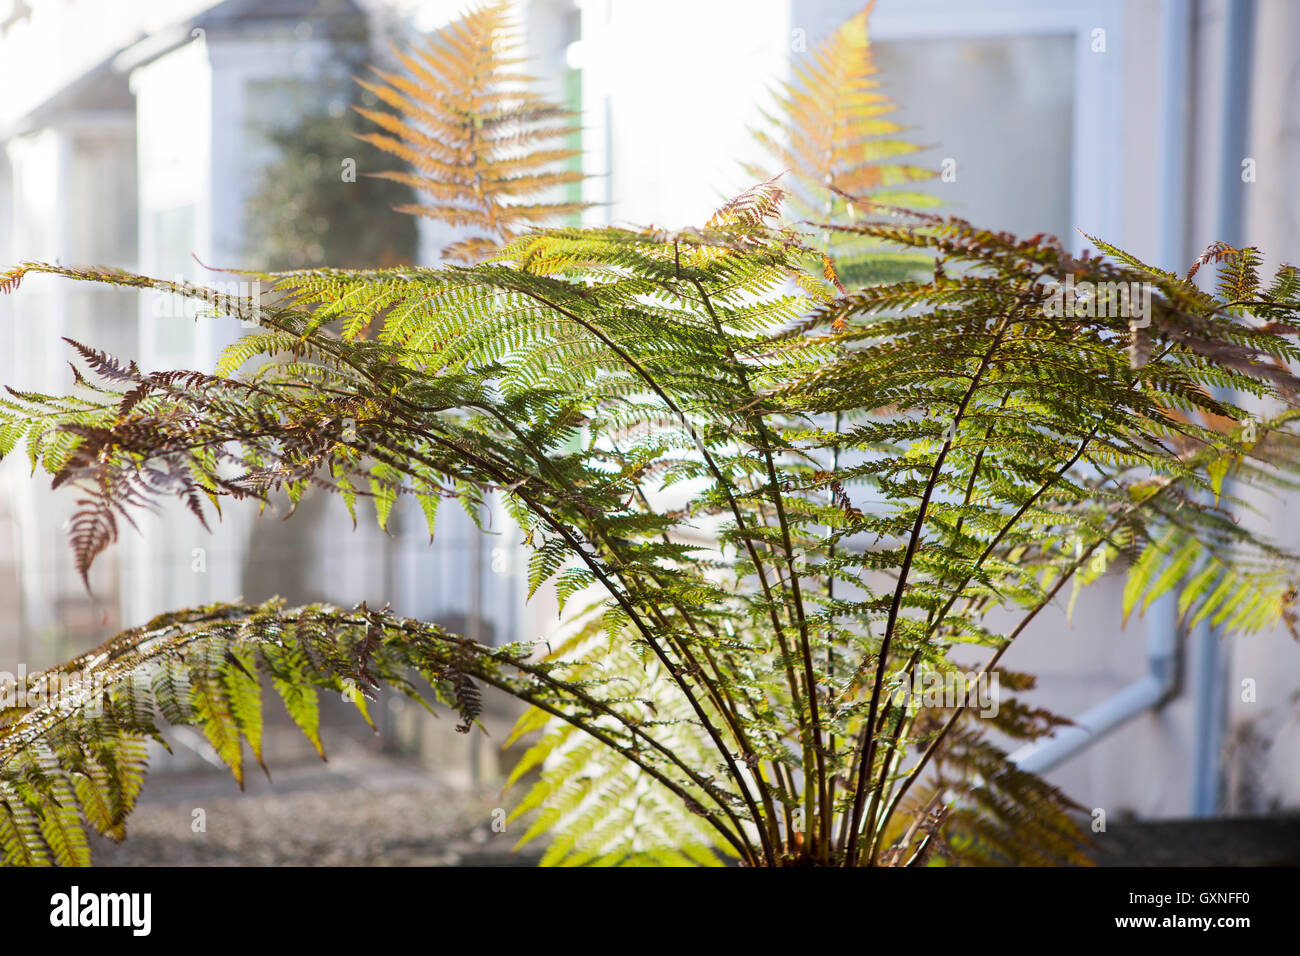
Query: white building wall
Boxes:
[{"xmin": 576, "ymin": 0, "xmax": 792, "ymax": 229}]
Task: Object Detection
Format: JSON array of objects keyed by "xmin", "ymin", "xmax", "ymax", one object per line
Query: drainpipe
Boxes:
[
  {"xmin": 1010, "ymin": 0, "xmax": 1193, "ymax": 774},
  {"xmin": 1013, "ymin": 595, "xmax": 1180, "ymax": 775},
  {"xmin": 468, "ymin": 505, "xmax": 484, "ymax": 788},
  {"xmin": 1190, "ymin": 0, "xmax": 1255, "ymax": 817}
]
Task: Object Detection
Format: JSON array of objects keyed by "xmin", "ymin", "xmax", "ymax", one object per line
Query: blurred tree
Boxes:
[
  {"xmin": 240, "ymin": 93, "xmax": 419, "ymax": 610},
  {"xmin": 245, "ymin": 97, "xmax": 419, "ymax": 271}
]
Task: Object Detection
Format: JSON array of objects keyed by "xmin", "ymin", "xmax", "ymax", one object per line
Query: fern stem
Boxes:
[
  {"xmin": 872, "ymin": 442, "xmax": 1193, "ymax": 854},
  {"xmin": 610, "ymin": 436, "xmax": 789, "ymax": 852},
  {"xmin": 378, "ymin": 418, "xmax": 767, "ymax": 860},
  {"xmin": 845, "ymin": 304, "xmax": 1015, "ymax": 865},
  {"xmin": 859, "ymin": 391, "xmax": 1012, "ymax": 857},
  {"xmin": 690, "ymin": 273, "xmax": 830, "ymax": 860},
  {"xmin": 514, "ymin": 283, "xmax": 807, "ymax": 841}
]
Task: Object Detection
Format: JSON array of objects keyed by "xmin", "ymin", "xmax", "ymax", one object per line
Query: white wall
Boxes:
[{"xmin": 576, "ymin": 0, "xmax": 792, "ymax": 229}]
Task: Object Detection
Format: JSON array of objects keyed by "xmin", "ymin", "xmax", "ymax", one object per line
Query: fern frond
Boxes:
[{"xmin": 355, "ymin": 1, "xmax": 589, "ymax": 263}]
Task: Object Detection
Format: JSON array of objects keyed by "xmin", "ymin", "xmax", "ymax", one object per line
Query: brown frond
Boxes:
[
  {"xmin": 750, "ymin": 2, "xmax": 934, "ymax": 222},
  {"xmin": 357, "ymin": 0, "xmax": 590, "ymax": 263}
]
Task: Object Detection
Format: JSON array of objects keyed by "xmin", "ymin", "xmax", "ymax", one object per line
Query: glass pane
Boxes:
[
  {"xmin": 152, "ymin": 203, "xmax": 197, "ymax": 356},
  {"xmin": 874, "ymin": 34, "xmax": 1075, "ymax": 241}
]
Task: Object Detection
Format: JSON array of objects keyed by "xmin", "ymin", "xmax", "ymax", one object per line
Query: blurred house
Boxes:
[
  {"xmin": 0, "ymin": 0, "xmax": 1296, "ymax": 827},
  {"xmin": 0, "ymin": 0, "xmax": 580, "ymax": 783}
]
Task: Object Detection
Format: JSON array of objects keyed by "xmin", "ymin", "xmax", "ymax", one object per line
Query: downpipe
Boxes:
[
  {"xmin": 1010, "ymin": 0, "xmax": 1195, "ymax": 776},
  {"xmin": 1010, "ymin": 594, "xmax": 1180, "ymax": 774}
]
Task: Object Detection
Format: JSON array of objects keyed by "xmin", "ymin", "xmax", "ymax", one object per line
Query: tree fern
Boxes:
[
  {"xmin": 4, "ymin": 5, "xmax": 1300, "ymax": 868},
  {"xmin": 5, "ymin": 200, "xmax": 1300, "ymax": 865}
]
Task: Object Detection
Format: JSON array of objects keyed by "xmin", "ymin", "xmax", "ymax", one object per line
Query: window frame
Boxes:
[{"xmin": 867, "ymin": 0, "xmax": 1127, "ymax": 255}]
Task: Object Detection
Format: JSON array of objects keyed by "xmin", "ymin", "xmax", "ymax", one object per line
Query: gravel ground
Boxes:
[
  {"xmin": 91, "ymin": 743, "xmax": 540, "ymax": 867},
  {"xmin": 1089, "ymin": 817, "xmax": 1300, "ymax": 866},
  {"xmin": 87, "ymin": 731, "xmax": 1300, "ymax": 866}
]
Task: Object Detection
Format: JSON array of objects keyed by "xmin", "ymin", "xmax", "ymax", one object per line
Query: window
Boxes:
[
  {"xmin": 874, "ymin": 34, "xmax": 1075, "ymax": 241},
  {"xmin": 864, "ymin": 0, "xmax": 1125, "ymax": 253}
]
